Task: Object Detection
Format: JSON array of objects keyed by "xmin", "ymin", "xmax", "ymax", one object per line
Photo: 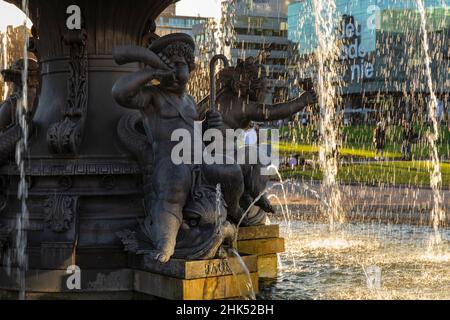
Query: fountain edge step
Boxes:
[
  {"xmin": 129, "ymin": 254, "xmax": 258, "ymax": 280},
  {"xmin": 237, "ymin": 225, "xmax": 280, "ymax": 241},
  {"xmin": 237, "ymin": 238, "xmax": 285, "ymax": 255},
  {"xmin": 0, "ymin": 254, "xmax": 260, "ymax": 300},
  {"xmin": 134, "ymin": 270, "xmax": 259, "ymax": 300},
  {"xmin": 257, "ymin": 254, "xmax": 279, "ymax": 279}
]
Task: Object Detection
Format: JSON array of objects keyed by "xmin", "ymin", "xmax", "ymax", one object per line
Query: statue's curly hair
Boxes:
[
  {"xmin": 217, "ymin": 57, "xmax": 267, "ymax": 101},
  {"xmin": 161, "ymin": 41, "xmax": 196, "ymax": 72}
]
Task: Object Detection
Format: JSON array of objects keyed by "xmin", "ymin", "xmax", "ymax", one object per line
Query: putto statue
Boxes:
[
  {"xmin": 0, "ymin": 58, "xmax": 40, "ymax": 165},
  {"xmin": 199, "ymin": 56, "xmax": 317, "ymax": 226},
  {"xmin": 112, "ymin": 34, "xmax": 318, "ymax": 263},
  {"xmin": 112, "ymin": 34, "xmax": 243, "ymax": 263},
  {"xmin": 214, "ymin": 56, "xmax": 316, "ymax": 127}
]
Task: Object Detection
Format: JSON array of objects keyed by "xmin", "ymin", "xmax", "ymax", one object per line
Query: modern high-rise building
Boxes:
[
  {"xmin": 155, "ymin": 3, "xmax": 210, "ymax": 38},
  {"xmin": 288, "ymin": 0, "xmax": 450, "ymax": 123},
  {"xmin": 154, "ymin": 1, "xmax": 296, "ymax": 105},
  {"xmin": 229, "ymin": 0, "xmax": 294, "ymax": 104}
]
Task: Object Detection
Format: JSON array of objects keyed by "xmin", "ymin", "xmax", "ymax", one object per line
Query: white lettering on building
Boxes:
[{"xmin": 339, "ymin": 19, "xmax": 375, "ymax": 83}]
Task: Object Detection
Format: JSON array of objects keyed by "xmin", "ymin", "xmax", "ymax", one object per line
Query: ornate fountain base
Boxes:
[
  {"xmin": 0, "ymin": 255, "xmax": 259, "ymax": 300},
  {"xmin": 237, "ymin": 225, "xmax": 285, "ymax": 279},
  {"xmin": 132, "ymin": 255, "xmax": 259, "ymax": 300},
  {"xmin": 0, "ymin": 267, "xmax": 137, "ymax": 300}
]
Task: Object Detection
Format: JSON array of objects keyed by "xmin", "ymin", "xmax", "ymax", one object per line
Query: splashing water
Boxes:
[
  {"xmin": 235, "ymin": 165, "xmax": 292, "ymax": 234},
  {"xmin": 187, "ymin": 0, "xmax": 237, "ymax": 103},
  {"xmin": 187, "ymin": 18, "xmax": 219, "ymax": 102},
  {"xmin": 215, "ymin": 183, "xmax": 226, "ymax": 228},
  {"xmin": 271, "ymin": 166, "xmax": 293, "ymax": 226},
  {"xmin": 15, "ymin": 0, "xmax": 30, "ymax": 300},
  {"xmin": 227, "ymin": 248, "xmax": 256, "ymax": 300},
  {"xmin": 213, "ymin": 183, "xmax": 255, "ymax": 300},
  {"xmin": 266, "ymin": 166, "xmax": 297, "ymax": 262},
  {"xmin": 1, "ymin": 31, "xmax": 9, "ymax": 100},
  {"xmin": 312, "ymin": 0, "xmax": 344, "ymax": 230},
  {"xmin": 306, "ymin": 238, "xmax": 364, "ymax": 250},
  {"xmin": 219, "ymin": 0, "xmax": 237, "ymax": 58},
  {"xmin": 236, "ymin": 189, "xmax": 268, "ymax": 233},
  {"xmin": 415, "ymin": 0, "xmax": 446, "ymax": 251},
  {"xmin": 252, "ymin": 164, "xmax": 304, "ymax": 270},
  {"xmin": 260, "ymin": 220, "xmax": 450, "ymax": 300}
]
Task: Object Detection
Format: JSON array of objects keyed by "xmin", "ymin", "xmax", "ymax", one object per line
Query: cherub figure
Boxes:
[
  {"xmin": 112, "ymin": 34, "xmax": 242, "ymax": 263},
  {"xmin": 200, "ymin": 57, "xmax": 317, "ymax": 225}
]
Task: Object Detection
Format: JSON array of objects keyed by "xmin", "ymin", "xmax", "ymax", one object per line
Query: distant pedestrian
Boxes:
[
  {"xmin": 373, "ymin": 121, "xmax": 386, "ymax": 161},
  {"xmin": 401, "ymin": 121, "xmax": 413, "ymax": 161},
  {"xmin": 288, "ymin": 156, "xmax": 298, "ymax": 169},
  {"xmin": 244, "ymin": 124, "xmax": 258, "ymax": 146},
  {"xmin": 301, "ymin": 117, "xmax": 308, "ymax": 127}
]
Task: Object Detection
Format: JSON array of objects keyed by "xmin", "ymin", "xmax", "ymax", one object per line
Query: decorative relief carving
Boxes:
[
  {"xmin": 0, "ymin": 224, "xmax": 11, "ymax": 250},
  {"xmin": 0, "ymin": 160, "xmax": 141, "ymax": 176},
  {"xmin": 44, "ymin": 195, "xmax": 78, "ymax": 233},
  {"xmin": 47, "ymin": 29, "xmax": 88, "ymax": 155}
]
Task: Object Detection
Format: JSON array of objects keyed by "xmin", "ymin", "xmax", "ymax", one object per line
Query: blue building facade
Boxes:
[
  {"xmin": 287, "ymin": 0, "xmax": 450, "ymax": 122},
  {"xmin": 288, "ymin": 0, "xmax": 449, "ymax": 54}
]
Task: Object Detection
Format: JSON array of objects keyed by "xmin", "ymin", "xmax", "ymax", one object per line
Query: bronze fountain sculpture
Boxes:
[
  {"xmin": 198, "ymin": 55, "xmax": 317, "ymax": 227},
  {"xmin": 112, "ymin": 37, "xmax": 317, "ymax": 263},
  {"xmin": 0, "ymin": 0, "xmax": 316, "ymax": 298},
  {"xmin": 112, "ymin": 34, "xmax": 241, "ymax": 263}
]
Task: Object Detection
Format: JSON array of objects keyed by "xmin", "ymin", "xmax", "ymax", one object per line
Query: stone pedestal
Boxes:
[
  {"xmin": 237, "ymin": 225, "xmax": 285, "ymax": 279},
  {"xmin": 131, "ymin": 255, "xmax": 259, "ymax": 300},
  {"xmin": 0, "ymin": 255, "xmax": 259, "ymax": 300}
]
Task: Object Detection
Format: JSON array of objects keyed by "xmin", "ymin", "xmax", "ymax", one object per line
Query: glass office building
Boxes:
[
  {"xmin": 287, "ymin": 0, "xmax": 450, "ymax": 122},
  {"xmin": 156, "ymin": 15, "xmax": 210, "ymax": 37},
  {"xmin": 155, "ymin": 4, "xmax": 210, "ymax": 38},
  {"xmin": 230, "ymin": 0, "xmax": 293, "ymax": 104},
  {"xmin": 288, "ymin": 0, "xmax": 449, "ymax": 54}
]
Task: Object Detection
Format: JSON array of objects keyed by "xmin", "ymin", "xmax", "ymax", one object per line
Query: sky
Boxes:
[
  {"xmin": 0, "ymin": 0, "xmax": 32, "ymax": 32},
  {"xmin": 0, "ymin": 0, "xmax": 223, "ymax": 32},
  {"xmin": 176, "ymin": 0, "xmax": 222, "ymax": 20}
]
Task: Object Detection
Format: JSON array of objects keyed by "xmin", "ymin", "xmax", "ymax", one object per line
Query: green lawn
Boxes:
[
  {"xmin": 279, "ymin": 142, "xmax": 402, "ymax": 159},
  {"xmin": 279, "ymin": 124, "xmax": 450, "ymax": 160},
  {"xmin": 277, "ymin": 124, "xmax": 450, "ymax": 187},
  {"xmin": 281, "ymin": 161, "xmax": 450, "ymax": 188}
]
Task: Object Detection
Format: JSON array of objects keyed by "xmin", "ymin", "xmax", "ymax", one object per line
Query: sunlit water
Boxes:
[
  {"xmin": 311, "ymin": 0, "xmax": 345, "ymax": 229},
  {"xmin": 1, "ymin": 31, "xmax": 9, "ymax": 100},
  {"xmin": 227, "ymin": 248, "xmax": 256, "ymax": 300},
  {"xmin": 259, "ymin": 219, "xmax": 450, "ymax": 300},
  {"xmin": 415, "ymin": 0, "xmax": 446, "ymax": 233},
  {"xmin": 215, "ymin": 184, "xmax": 256, "ymax": 300},
  {"xmin": 187, "ymin": 0, "xmax": 236, "ymax": 103},
  {"xmin": 15, "ymin": 0, "xmax": 30, "ymax": 300}
]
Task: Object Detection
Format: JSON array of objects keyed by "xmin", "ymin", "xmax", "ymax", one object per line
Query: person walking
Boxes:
[
  {"xmin": 402, "ymin": 120, "xmax": 413, "ymax": 161},
  {"xmin": 244, "ymin": 123, "xmax": 258, "ymax": 146},
  {"xmin": 373, "ymin": 121, "xmax": 386, "ymax": 161}
]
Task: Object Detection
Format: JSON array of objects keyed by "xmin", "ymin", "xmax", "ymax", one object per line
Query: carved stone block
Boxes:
[
  {"xmin": 134, "ymin": 271, "xmax": 259, "ymax": 300},
  {"xmin": 129, "ymin": 254, "xmax": 258, "ymax": 279},
  {"xmin": 44, "ymin": 195, "xmax": 78, "ymax": 233},
  {"xmin": 237, "ymin": 225, "xmax": 285, "ymax": 279}
]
